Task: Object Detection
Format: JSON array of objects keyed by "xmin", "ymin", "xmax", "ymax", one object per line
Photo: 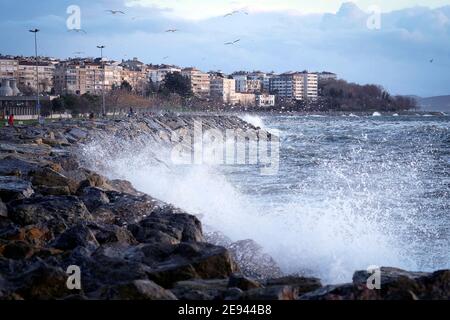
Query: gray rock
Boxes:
[
  {"xmin": 0, "ymin": 198, "xmax": 7, "ymax": 217},
  {"xmin": 0, "ymin": 176, "xmax": 34, "ymax": 202},
  {"xmin": 80, "ymin": 187, "xmax": 110, "ymax": 211},
  {"xmin": 265, "ymin": 276, "xmax": 322, "ymax": 296},
  {"xmin": 30, "ymin": 167, "xmax": 78, "ymax": 194},
  {"xmin": 35, "ymin": 185, "xmax": 71, "ymax": 196},
  {"xmin": 228, "ymin": 274, "xmax": 262, "ymax": 291},
  {"xmin": 67, "ymin": 128, "xmax": 88, "ymax": 141},
  {"xmin": 51, "ymin": 224, "xmax": 100, "ymax": 251},
  {"xmin": 8, "ymin": 196, "xmax": 93, "ymax": 234},
  {"xmin": 147, "ymin": 242, "xmax": 239, "ymax": 288},
  {"xmin": 172, "ymin": 279, "xmax": 229, "ymax": 300},
  {"xmin": 101, "ymin": 280, "xmax": 178, "ymax": 300},
  {"xmin": 300, "ymin": 267, "xmax": 450, "ymax": 300},
  {"xmin": 128, "ymin": 212, "xmax": 203, "ymax": 245},
  {"xmin": 89, "ymin": 223, "xmax": 137, "ymax": 245},
  {"xmin": 241, "ymin": 285, "xmax": 298, "ymax": 300},
  {"xmin": 0, "ymin": 156, "xmax": 40, "ymax": 176}
]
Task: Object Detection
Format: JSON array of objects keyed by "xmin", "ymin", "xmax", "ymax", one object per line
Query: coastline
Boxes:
[{"xmin": 0, "ymin": 115, "xmax": 449, "ymax": 300}]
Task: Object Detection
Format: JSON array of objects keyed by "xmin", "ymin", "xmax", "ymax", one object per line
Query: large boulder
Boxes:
[
  {"xmin": 0, "ymin": 176, "xmax": 34, "ymax": 202},
  {"xmin": 228, "ymin": 274, "xmax": 263, "ymax": 291},
  {"xmin": 89, "ymin": 223, "xmax": 137, "ymax": 245},
  {"xmin": 8, "ymin": 196, "xmax": 93, "ymax": 235},
  {"xmin": 89, "ymin": 191, "xmax": 160, "ymax": 225},
  {"xmin": 30, "ymin": 167, "xmax": 78, "ymax": 194},
  {"xmin": 51, "ymin": 224, "xmax": 100, "ymax": 251},
  {"xmin": 241, "ymin": 285, "xmax": 298, "ymax": 300},
  {"xmin": 128, "ymin": 212, "xmax": 203, "ymax": 245},
  {"xmin": 79, "ymin": 187, "xmax": 110, "ymax": 212},
  {"xmin": 9, "ymin": 260, "xmax": 76, "ymax": 300},
  {"xmin": 171, "ymin": 279, "xmax": 229, "ymax": 300},
  {"xmin": 265, "ymin": 276, "xmax": 322, "ymax": 296},
  {"xmin": 100, "ymin": 280, "xmax": 177, "ymax": 300},
  {"xmin": 147, "ymin": 243, "xmax": 239, "ymax": 288},
  {"xmin": 0, "ymin": 155, "xmax": 41, "ymax": 176}
]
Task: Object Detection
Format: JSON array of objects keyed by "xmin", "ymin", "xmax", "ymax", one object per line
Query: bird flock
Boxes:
[{"xmin": 68, "ymin": 7, "xmax": 248, "ymax": 62}]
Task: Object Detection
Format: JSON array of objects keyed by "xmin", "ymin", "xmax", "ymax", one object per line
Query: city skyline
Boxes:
[{"xmin": 1, "ymin": 0, "xmax": 450, "ymax": 97}]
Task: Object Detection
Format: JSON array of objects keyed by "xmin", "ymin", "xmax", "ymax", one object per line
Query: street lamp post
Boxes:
[
  {"xmin": 97, "ymin": 45, "xmax": 106, "ymax": 117},
  {"xmin": 29, "ymin": 29, "xmax": 40, "ymax": 120}
]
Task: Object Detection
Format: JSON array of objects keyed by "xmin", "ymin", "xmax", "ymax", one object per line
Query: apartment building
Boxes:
[
  {"xmin": 54, "ymin": 59, "xmax": 127, "ymax": 95},
  {"xmin": 235, "ymin": 93, "xmax": 256, "ymax": 106},
  {"xmin": 0, "ymin": 57, "xmax": 19, "ymax": 79},
  {"xmin": 248, "ymin": 72, "xmax": 273, "ymax": 92},
  {"xmin": 210, "ymin": 76, "xmax": 237, "ymax": 104},
  {"xmin": 182, "ymin": 67, "xmax": 210, "ymax": 97},
  {"xmin": 270, "ymin": 72, "xmax": 318, "ymax": 101},
  {"xmin": 256, "ymin": 94, "xmax": 276, "ymax": 107},
  {"xmin": 304, "ymin": 72, "xmax": 318, "ymax": 101},
  {"xmin": 16, "ymin": 60, "xmax": 55, "ymax": 93},
  {"xmin": 149, "ymin": 66, "xmax": 181, "ymax": 87}
]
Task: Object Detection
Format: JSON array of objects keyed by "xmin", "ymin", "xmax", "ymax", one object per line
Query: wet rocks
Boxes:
[
  {"xmin": 171, "ymin": 279, "xmax": 229, "ymax": 300},
  {"xmin": 147, "ymin": 243, "xmax": 239, "ymax": 288},
  {"xmin": 228, "ymin": 274, "xmax": 262, "ymax": 291},
  {"xmin": 0, "ymin": 199, "xmax": 7, "ymax": 217},
  {"xmin": 11, "ymin": 260, "xmax": 74, "ymax": 300},
  {"xmin": 265, "ymin": 276, "xmax": 322, "ymax": 296},
  {"xmin": 51, "ymin": 224, "xmax": 100, "ymax": 251},
  {"xmin": 101, "ymin": 280, "xmax": 177, "ymax": 300},
  {"xmin": 7, "ymin": 196, "xmax": 93, "ymax": 234},
  {"xmin": 241, "ymin": 285, "xmax": 298, "ymax": 300},
  {"xmin": 30, "ymin": 167, "xmax": 78, "ymax": 194},
  {"xmin": 300, "ymin": 267, "xmax": 450, "ymax": 300},
  {"xmin": 128, "ymin": 212, "xmax": 204, "ymax": 245},
  {"xmin": 0, "ymin": 176, "xmax": 34, "ymax": 202}
]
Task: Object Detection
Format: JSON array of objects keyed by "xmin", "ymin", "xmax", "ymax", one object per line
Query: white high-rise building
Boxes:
[{"xmin": 270, "ymin": 72, "xmax": 318, "ymax": 101}]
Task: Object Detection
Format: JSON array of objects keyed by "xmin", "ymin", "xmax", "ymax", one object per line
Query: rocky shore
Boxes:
[{"xmin": 0, "ymin": 115, "xmax": 449, "ymax": 300}]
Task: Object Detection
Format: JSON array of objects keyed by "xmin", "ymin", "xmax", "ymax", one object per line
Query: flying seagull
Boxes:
[
  {"xmin": 165, "ymin": 29, "xmax": 179, "ymax": 33},
  {"xmin": 225, "ymin": 39, "xmax": 240, "ymax": 45},
  {"xmin": 73, "ymin": 51, "xmax": 85, "ymax": 55},
  {"xmin": 106, "ymin": 10, "xmax": 126, "ymax": 15},
  {"xmin": 224, "ymin": 10, "xmax": 240, "ymax": 17},
  {"xmin": 430, "ymin": 59, "xmax": 434, "ymax": 63},
  {"xmin": 163, "ymin": 56, "xmax": 169, "ymax": 60}
]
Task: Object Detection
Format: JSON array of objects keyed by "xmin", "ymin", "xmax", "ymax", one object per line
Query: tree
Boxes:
[
  {"xmin": 161, "ymin": 72, "xmax": 192, "ymax": 97},
  {"xmin": 120, "ymin": 80, "xmax": 132, "ymax": 92}
]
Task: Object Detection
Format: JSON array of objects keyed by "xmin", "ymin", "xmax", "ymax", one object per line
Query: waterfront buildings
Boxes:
[
  {"xmin": 182, "ymin": 67, "xmax": 210, "ymax": 97},
  {"xmin": 256, "ymin": 94, "xmax": 276, "ymax": 107},
  {"xmin": 270, "ymin": 72, "xmax": 318, "ymax": 102},
  {"xmin": 210, "ymin": 76, "xmax": 237, "ymax": 105},
  {"xmin": 1, "ymin": 53, "xmax": 324, "ymax": 108}
]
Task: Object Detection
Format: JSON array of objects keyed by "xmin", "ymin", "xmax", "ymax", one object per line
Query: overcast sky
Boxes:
[{"xmin": 1, "ymin": 0, "xmax": 450, "ymax": 97}]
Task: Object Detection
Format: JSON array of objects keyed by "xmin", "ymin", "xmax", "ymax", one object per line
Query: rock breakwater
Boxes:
[{"xmin": 0, "ymin": 115, "xmax": 448, "ymax": 300}]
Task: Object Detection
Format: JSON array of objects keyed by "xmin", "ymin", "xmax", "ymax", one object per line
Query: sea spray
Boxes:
[{"xmin": 81, "ymin": 114, "xmax": 450, "ymax": 284}]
